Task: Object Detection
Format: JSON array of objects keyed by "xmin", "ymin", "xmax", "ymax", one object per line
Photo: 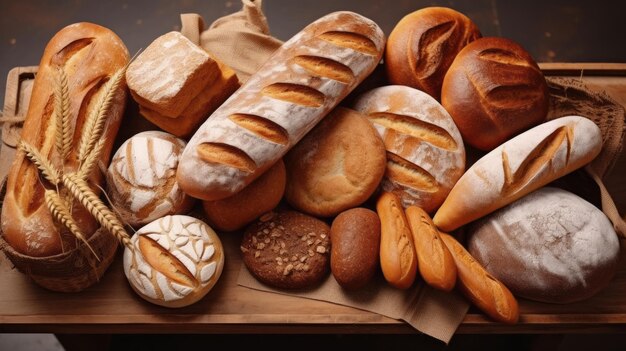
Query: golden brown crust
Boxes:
[
  {"xmin": 385, "ymin": 7, "xmax": 481, "ymax": 100},
  {"xmin": 1, "ymin": 22, "xmax": 129, "ymax": 257}
]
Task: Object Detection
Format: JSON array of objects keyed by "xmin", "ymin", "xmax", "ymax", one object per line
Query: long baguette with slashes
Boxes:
[{"xmin": 177, "ymin": 11, "xmax": 385, "ymax": 201}]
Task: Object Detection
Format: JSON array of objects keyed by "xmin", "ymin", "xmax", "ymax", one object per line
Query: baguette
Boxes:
[
  {"xmin": 440, "ymin": 232, "xmax": 519, "ymax": 324},
  {"xmin": 405, "ymin": 206, "xmax": 456, "ymax": 291},
  {"xmin": 1, "ymin": 23, "xmax": 129, "ymax": 257},
  {"xmin": 376, "ymin": 192, "xmax": 417, "ymax": 289},
  {"xmin": 433, "ymin": 116, "xmax": 602, "ymax": 232},
  {"xmin": 177, "ymin": 12, "xmax": 385, "ymax": 201}
]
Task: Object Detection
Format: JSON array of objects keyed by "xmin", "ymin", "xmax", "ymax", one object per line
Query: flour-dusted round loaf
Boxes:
[
  {"xmin": 385, "ymin": 7, "xmax": 481, "ymax": 100},
  {"xmin": 106, "ymin": 131, "xmax": 195, "ymax": 228},
  {"xmin": 467, "ymin": 187, "xmax": 620, "ymax": 304},
  {"xmin": 123, "ymin": 215, "xmax": 224, "ymax": 308},
  {"xmin": 352, "ymin": 85, "xmax": 465, "ymax": 213}
]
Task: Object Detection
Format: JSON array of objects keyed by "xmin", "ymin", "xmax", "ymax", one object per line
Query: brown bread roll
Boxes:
[
  {"xmin": 376, "ymin": 192, "xmax": 418, "ymax": 289},
  {"xmin": 284, "ymin": 107, "xmax": 386, "ymax": 217},
  {"xmin": 405, "ymin": 206, "xmax": 456, "ymax": 291},
  {"xmin": 1, "ymin": 22, "xmax": 129, "ymax": 257},
  {"xmin": 440, "ymin": 232, "xmax": 519, "ymax": 324},
  {"xmin": 433, "ymin": 116, "xmax": 602, "ymax": 232},
  {"xmin": 330, "ymin": 208, "xmax": 381, "ymax": 290},
  {"xmin": 202, "ymin": 159, "xmax": 286, "ymax": 232},
  {"xmin": 386, "ymin": 7, "xmax": 481, "ymax": 100},
  {"xmin": 441, "ymin": 36, "xmax": 549, "ymax": 150},
  {"xmin": 178, "ymin": 12, "xmax": 385, "ymax": 201}
]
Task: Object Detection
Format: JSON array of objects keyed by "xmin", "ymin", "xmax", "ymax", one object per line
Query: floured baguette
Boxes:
[{"xmin": 433, "ymin": 116, "xmax": 602, "ymax": 231}]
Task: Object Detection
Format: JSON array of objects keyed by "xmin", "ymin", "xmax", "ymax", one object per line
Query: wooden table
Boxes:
[{"xmin": 0, "ymin": 63, "xmax": 625, "ymax": 335}]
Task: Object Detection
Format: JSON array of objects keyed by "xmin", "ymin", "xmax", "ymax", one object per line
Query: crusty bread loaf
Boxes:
[
  {"xmin": 440, "ymin": 233, "xmax": 519, "ymax": 324},
  {"xmin": 177, "ymin": 12, "xmax": 385, "ymax": 201},
  {"xmin": 202, "ymin": 159, "xmax": 286, "ymax": 232},
  {"xmin": 441, "ymin": 37, "xmax": 549, "ymax": 150},
  {"xmin": 284, "ymin": 107, "xmax": 386, "ymax": 217},
  {"xmin": 124, "ymin": 215, "xmax": 224, "ymax": 308},
  {"xmin": 467, "ymin": 187, "xmax": 620, "ymax": 304},
  {"xmin": 385, "ymin": 7, "xmax": 481, "ymax": 100},
  {"xmin": 352, "ymin": 85, "xmax": 465, "ymax": 213},
  {"xmin": 405, "ymin": 206, "xmax": 456, "ymax": 291},
  {"xmin": 330, "ymin": 208, "xmax": 381, "ymax": 289},
  {"xmin": 1, "ymin": 22, "xmax": 129, "ymax": 257},
  {"xmin": 433, "ymin": 116, "xmax": 602, "ymax": 232},
  {"xmin": 376, "ymin": 192, "xmax": 417, "ymax": 289},
  {"xmin": 106, "ymin": 131, "xmax": 195, "ymax": 228}
]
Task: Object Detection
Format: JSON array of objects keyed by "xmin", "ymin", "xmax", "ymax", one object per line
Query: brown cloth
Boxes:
[{"xmin": 180, "ymin": 0, "xmax": 283, "ymax": 83}]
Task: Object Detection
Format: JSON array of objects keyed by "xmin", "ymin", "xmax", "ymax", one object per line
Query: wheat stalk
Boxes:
[
  {"xmin": 44, "ymin": 189, "xmax": 100, "ymax": 261},
  {"xmin": 77, "ymin": 67, "xmax": 126, "ymax": 164},
  {"xmin": 78, "ymin": 139, "xmax": 105, "ymax": 181},
  {"xmin": 19, "ymin": 141, "xmax": 60, "ymax": 185},
  {"xmin": 54, "ymin": 68, "xmax": 72, "ymax": 160},
  {"xmin": 62, "ymin": 173, "xmax": 132, "ymax": 249}
]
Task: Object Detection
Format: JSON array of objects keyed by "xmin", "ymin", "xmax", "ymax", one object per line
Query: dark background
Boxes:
[{"xmin": 1, "ymin": 0, "xmax": 626, "ymax": 107}]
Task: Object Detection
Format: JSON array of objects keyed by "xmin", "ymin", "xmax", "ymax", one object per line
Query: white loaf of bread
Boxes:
[
  {"xmin": 433, "ymin": 116, "xmax": 602, "ymax": 231},
  {"xmin": 352, "ymin": 85, "xmax": 465, "ymax": 213},
  {"xmin": 177, "ymin": 11, "xmax": 385, "ymax": 201},
  {"xmin": 106, "ymin": 131, "xmax": 194, "ymax": 227},
  {"xmin": 123, "ymin": 215, "xmax": 224, "ymax": 308}
]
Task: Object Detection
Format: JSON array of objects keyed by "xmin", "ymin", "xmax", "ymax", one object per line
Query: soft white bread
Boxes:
[
  {"xmin": 433, "ymin": 116, "xmax": 602, "ymax": 231},
  {"xmin": 177, "ymin": 12, "xmax": 385, "ymax": 201}
]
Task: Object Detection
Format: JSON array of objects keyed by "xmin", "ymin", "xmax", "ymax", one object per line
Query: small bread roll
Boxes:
[
  {"xmin": 386, "ymin": 7, "xmax": 481, "ymax": 100},
  {"xmin": 106, "ymin": 131, "xmax": 194, "ymax": 228},
  {"xmin": 123, "ymin": 215, "xmax": 225, "ymax": 308},
  {"xmin": 442, "ymin": 37, "xmax": 549, "ymax": 150}
]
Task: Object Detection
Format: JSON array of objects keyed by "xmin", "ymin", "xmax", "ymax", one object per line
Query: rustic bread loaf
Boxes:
[
  {"xmin": 106, "ymin": 131, "xmax": 195, "ymax": 228},
  {"xmin": 352, "ymin": 85, "xmax": 465, "ymax": 213},
  {"xmin": 405, "ymin": 206, "xmax": 456, "ymax": 291},
  {"xmin": 441, "ymin": 37, "xmax": 549, "ymax": 150},
  {"xmin": 123, "ymin": 215, "xmax": 224, "ymax": 308},
  {"xmin": 376, "ymin": 192, "xmax": 418, "ymax": 289},
  {"xmin": 467, "ymin": 187, "xmax": 620, "ymax": 304},
  {"xmin": 440, "ymin": 232, "xmax": 519, "ymax": 324},
  {"xmin": 385, "ymin": 7, "xmax": 481, "ymax": 100},
  {"xmin": 1, "ymin": 22, "xmax": 129, "ymax": 257},
  {"xmin": 433, "ymin": 116, "xmax": 602, "ymax": 232},
  {"xmin": 330, "ymin": 208, "xmax": 381, "ymax": 290},
  {"xmin": 177, "ymin": 11, "xmax": 386, "ymax": 201},
  {"xmin": 202, "ymin": 159, "xmax": 286, "ymax": 232},
  {"xmin": 284, "ymin": 107, "xmax": 386, "ymax": 217}
]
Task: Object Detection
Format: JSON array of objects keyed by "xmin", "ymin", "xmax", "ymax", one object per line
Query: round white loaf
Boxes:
[
  {"xmin": 467, "ymin": 187, "xmax": 620, "ymax": 304},
  {"xmin": 123, "ymin": 215, "xmax": 225, "ymax": 308},
  {"xmin": 106, "ymin": 131, "xmax": 194, "ymax": 227}
]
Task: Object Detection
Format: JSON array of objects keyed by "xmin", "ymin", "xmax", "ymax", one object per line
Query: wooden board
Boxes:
[{"xmin": 0, "ymin": 63, "xmax": 625, "ymax": 334}]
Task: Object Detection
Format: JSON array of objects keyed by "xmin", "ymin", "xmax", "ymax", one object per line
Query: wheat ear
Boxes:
[
  {"xmin": 19, "ymin": 141, "xmax": 60, "ymax": 185},
  {"xmin": 62, "ymin": 173, "xmax": 132, "ymax": 249},
  {"xmin": 54, "ymin": 68, "xmax": 72, "ymax": 160},
  {"xmin": 44, "ymin": 189, "xmax": 100, "ymax": 261},
  {"xmin": 78, "ymin": 139, "xmax": 105, "ymax": 181},
  {"xmin": 77, "ymin": 67, "xmax": 126, "ymax": 164}
]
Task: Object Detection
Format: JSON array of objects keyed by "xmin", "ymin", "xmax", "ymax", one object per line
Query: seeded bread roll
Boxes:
[
  {"xmin": 178, "ymin": 11, "xmax": 385, "ymax": 201},
  {"xmin": 386, "ymin": 7, "xmax": 481, "ymax": 100},
  {"xmin": 123, "ymin": 215, "xmax": 224, "ymax": 308},
  {"xmin": 352, "ymin": 85, "xmax": 465, "ymax": 212},
  {"xmin": 433, "ymin": 116, "xmax": 602, "ymax": 232},
  {"xmin": 441, "ymin": 37, "xmax": 549, "ymax": 150}
]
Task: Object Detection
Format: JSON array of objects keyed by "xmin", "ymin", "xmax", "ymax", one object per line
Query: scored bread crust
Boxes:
[
  {"xmin": 177, "ymin": 11, "xmax": 386, "ymax": 201},
  {"xmin": 433, "ymin": 116, "xmax": 603, "ymax": 232}
]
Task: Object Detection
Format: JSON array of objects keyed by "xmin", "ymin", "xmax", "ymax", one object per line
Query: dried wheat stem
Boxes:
[
  {"xmin": 54, "ymin": 68, "xmax": 72, "ymax": 160},
  {"xmin": 78, "ymin": 67, "xmax": 126, "ymax": 163},
  {"xmin": 62, "ymin": 173, "xmax": 133, "ymax": 249},
  {"xmin": 44, "ymin": 189, "xmax": 100, "ymax": 261},
  {"xmin": 19, "ymin": 141, "xmax": 60, "ymax": 185},
  {"xmin": 78, "ymin": 139, "xmax": 104, "ymax": 181}
]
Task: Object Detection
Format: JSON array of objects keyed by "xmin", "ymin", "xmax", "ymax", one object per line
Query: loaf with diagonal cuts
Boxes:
[
  {"xmin": 352, "ymin": 85, "xmax": 465, "ymax": 213},
  {"xmin": 433, "ymin": 116, "xmax": 602, "ymax": 232},
  {"xmin": 177, "ymin": 12, "xmax": 385, "ymax": 201}
]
